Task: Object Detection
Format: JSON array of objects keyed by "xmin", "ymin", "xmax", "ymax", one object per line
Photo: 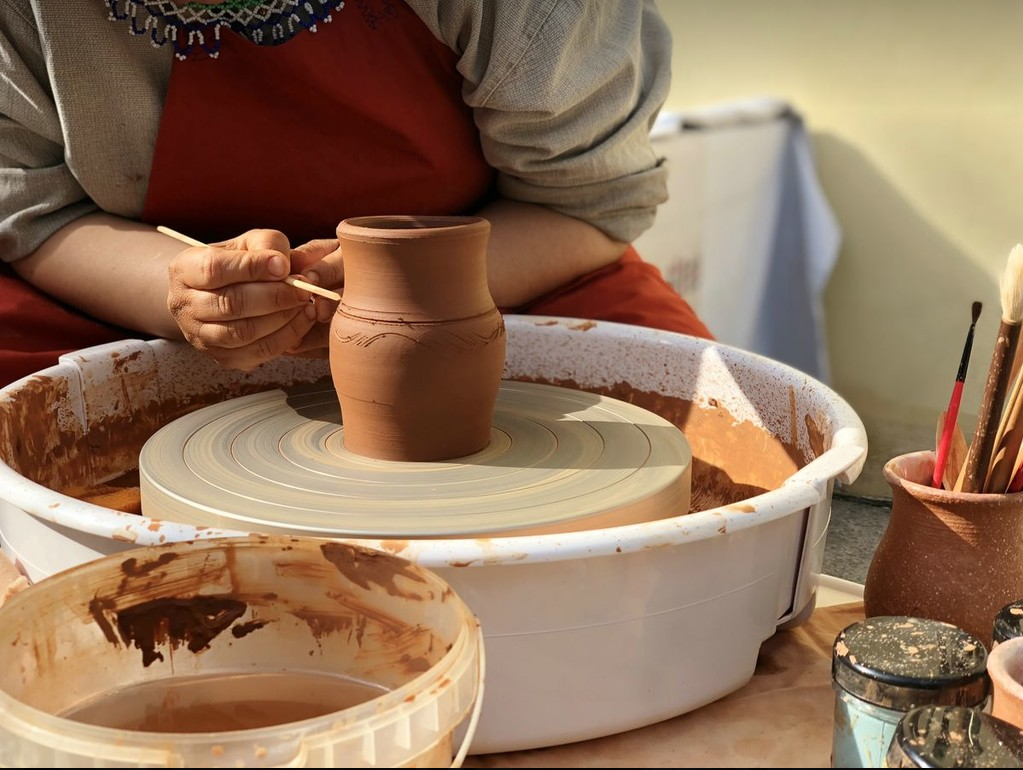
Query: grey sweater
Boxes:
[{"xmin": 0, "ymin": 0, "xmax": 672, "ymax": 262}]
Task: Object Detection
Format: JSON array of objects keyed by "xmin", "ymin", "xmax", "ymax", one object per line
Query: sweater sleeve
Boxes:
[
  {"xmin": 0, "ymin": 3, "xmax": 97, "ymax": 263},
  {"xmin": 404, "ymin": 0, "xmax": 672, "ymax": 245}
]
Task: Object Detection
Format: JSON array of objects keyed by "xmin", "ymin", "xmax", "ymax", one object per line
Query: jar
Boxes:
[
  {"xmin": 993, "ymin": 599, "xmax": 1023, "ymax": 646},
  {"xmin": 885, "ymin": 705, "xmax": 1023, "ymax": 767},
  {"xmin": 831, "ymin": 616, "xmax": 989, "ymax": 768}
]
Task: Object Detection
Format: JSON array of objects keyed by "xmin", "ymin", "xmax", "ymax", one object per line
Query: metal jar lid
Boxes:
[
  {"xmin": 993, "ymin": 599, "xmax": 1023, "ymax": 645},
  {"xmin": 832, "ymin": 616, "xmax": 989, "ymax": 711},
  {"xmin": 885, "ymin": 705, "xmax": 1023, "ymax": 768}
]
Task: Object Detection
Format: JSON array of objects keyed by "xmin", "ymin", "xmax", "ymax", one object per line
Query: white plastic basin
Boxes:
[{"xmin": 0, "ymin": 316, "xmax": 867, "ymax": 754}]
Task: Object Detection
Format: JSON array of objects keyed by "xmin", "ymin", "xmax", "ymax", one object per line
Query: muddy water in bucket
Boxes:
[{"xmin": 0, "ymin": 536, "xmax": 483, "ymax": 768}]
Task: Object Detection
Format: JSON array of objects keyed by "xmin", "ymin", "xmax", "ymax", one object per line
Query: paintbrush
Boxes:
[
  {"xmin": 960, "ymin": 244, "xmax": 1023, "ymax": 493},
  {"xmin": 1007, "ymin": 449, "xmax": 1023, "ymax": 493},
  {"xmin": 156, "ymin": 225, "xmax": 341, "ymax": 302},
  {"xmin": 932, "ymin": 300, "xmax": 982, "ymax": 488},
  {"xmin": 986, "ymin": 362, "xmax": 1023, "ymax": 492}
]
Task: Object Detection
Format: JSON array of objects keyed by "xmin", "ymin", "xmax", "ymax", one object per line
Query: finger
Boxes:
[
  {"xmin": 224, "ymin": 228, "xmax": 291, "ymax": 254},
  {"xmin": 289, "ymin": 239, "xmax": 339, "ymax": 272},
  {"xmin": 294, "ymin": 241, "xmax": 345, "ymax": 294},
  {"xmin": 189, "ymin": 308, "xmax": 318, "ymax": 371},
  {"xmin": 190, "ymin": 306, "xmax": 311, "ymax": 350},
  {"xmin": 170, "ymin": 281, "xmax": 311, "ymax": 326},
  {"xmin": 286, "ymin": 348, "xmax": 330, "ymax": 361},
  {"xmin": 309, "ymin": 294, "xmax": 337, "ymax": 323},
  {"xmin": 169, "ymin": 244, "xmax": 291, "ymax": 291},
  {"xmin": 287, "ymin": 319, "xmax": 332, "ymax": 355}
]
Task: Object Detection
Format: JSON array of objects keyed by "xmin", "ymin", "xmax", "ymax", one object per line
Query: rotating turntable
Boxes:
[{"xmin": 139, "ymin": 380, "xmax": 693, "ymax": 538}]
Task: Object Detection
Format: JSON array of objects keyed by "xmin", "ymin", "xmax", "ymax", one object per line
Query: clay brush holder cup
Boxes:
[
  {"xmin": 863, "ymin": 450, "xmax": 1023, "ymax": 646},
  {"xmin": 329, "ymin": 215, "xmax": 506, "ymax": 462}
]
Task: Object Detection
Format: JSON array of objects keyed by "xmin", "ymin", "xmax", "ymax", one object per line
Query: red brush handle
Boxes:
[{"xmin": 933, "ymin": 380, "xmax": 964, "ymax": 488}]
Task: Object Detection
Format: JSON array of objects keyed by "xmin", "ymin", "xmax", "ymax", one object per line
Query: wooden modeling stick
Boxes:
[
  {"xmin": 156, "ymin": 225, "xmax": 341, "ymax": 302},
  {"xmin": 986, "ymin": 365, "xmax": 1023, "ymax": 493},
  {"xmin": 960, "ymin": 244, "xmax": 1023, "ymax": 493}
]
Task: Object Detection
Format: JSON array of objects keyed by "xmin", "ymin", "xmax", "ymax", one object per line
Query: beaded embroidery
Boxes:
[{"xmin": 105, "ymin": 0, "xmax": 346, "ymax": 59}]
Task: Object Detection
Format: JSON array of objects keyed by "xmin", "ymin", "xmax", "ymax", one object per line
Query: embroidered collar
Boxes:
[{"xmin": 105, "ymin": 0, "xmax": 346, "ymax": 59}]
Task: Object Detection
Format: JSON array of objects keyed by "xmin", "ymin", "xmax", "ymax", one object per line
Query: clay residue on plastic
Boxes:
[
  {"xmin": 231, "ymin": 619, "xmax": 269, "ymax": 638},
  {"xmin": 0, "ymin": 375, "xmax": 89, "ymax": 487},
  {"xmin": 62, "ymin": 469, "xmax": 142, "ymax": 514},
  {"xmin": 83, "ymin": 350, "xmax": 162, "ymax": 481},
  {"xmin": 34, "ymin": 364, "xmax": 814, "ymax": 519},
  {"xmin": 320, "ymin": 541, "xmax": 427, "ymax": 598},
  {"xmin": 292, "ymin": 609, "xmax": 364, "ymax": 644},
  {"xmin": 111, "ymin": 596, "xmax": 248, "ymax": 666},
  {"xmin": 518, "ymin": 377, "xmax": 807, "ymax": 511},
  {"xmin": 805, "ymin": 414, "xmax": 828, "ymax": 459},
  {"xmin": 120, "ymin": 551, "xmax": 177, "ymax": 579}
]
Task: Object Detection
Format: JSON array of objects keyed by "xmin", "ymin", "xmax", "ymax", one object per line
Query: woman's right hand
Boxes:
[{"xmin": 166, "ymin": 228, "xmax": 318, "ymax": 371}]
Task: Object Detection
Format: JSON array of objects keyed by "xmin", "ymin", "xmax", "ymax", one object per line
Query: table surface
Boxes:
[{"xmin": 463, "ymin": 600, "xmax": 865, "ymax": 768}]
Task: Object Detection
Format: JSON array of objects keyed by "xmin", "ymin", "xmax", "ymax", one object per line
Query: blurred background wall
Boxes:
[{"xmin": 657, "ymin": 0, "xmax": 1023, "ymax": 496}]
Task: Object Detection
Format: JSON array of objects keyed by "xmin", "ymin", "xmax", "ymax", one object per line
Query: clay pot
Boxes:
[
  {"xmin": 329, "ymin": 215, "xmax": 506, "ymax": 462},
  {"xmin": 988, "ymin": 636, "xmax": 1023, "ymax": 730},
  {"xmin": 862, "ymin": 450, "xmax": 1023, "ymax": 645}
]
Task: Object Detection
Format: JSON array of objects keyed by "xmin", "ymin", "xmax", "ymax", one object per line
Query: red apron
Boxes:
[{"xmin": 0, "ymin": 3, "xmax": 709, "ymax": 388}]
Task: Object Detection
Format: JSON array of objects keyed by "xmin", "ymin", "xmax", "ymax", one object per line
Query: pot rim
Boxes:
[
  {"xmin": 338, "ymin": 215, "xmax": 490, "ymax": 242},
  {"xmin": 884, "ymin": 449, "xmax": 1023, "ymax": 505}
]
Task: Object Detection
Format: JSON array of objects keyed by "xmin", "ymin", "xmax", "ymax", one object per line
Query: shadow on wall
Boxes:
[{"xmin": 813, "ymin": 132, "xmax": 998, "ymax": 499}]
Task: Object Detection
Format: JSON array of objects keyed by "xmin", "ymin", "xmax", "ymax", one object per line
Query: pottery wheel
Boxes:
[{"xmin": 139, "ymin": 381, "xmax": 692, "ymax": 538}]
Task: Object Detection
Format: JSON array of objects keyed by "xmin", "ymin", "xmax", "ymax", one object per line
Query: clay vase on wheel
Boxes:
[
  {"xmin": 329, "ymin": 215, "xmax": 506, "ymax": 462},
  {"xmin": 862, "ymin": 450, "xmax": 1023, "ymax": 645}
]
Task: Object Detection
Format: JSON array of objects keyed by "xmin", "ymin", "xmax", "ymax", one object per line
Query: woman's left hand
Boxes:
[{"xmin": 284, "ymin": 237, "xmax": 345, "ymax": 358}]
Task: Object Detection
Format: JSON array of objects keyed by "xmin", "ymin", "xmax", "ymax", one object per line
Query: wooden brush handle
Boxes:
[
  {"xmin": 961, "ymin": 320, "xmax": 1022, "ymax": 493},
  {"xmin": 986, "ymin": 369, "xmax": 1023, "ymax": 492}
]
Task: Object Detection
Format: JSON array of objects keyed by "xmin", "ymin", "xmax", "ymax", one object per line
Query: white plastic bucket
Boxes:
[{"xmin": 0, "ymin": 536, "xmax": 484, "ymax": 768}]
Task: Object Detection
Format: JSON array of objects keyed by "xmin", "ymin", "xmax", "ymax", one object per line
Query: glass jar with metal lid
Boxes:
[
  {"xmin": 886, "ymin": 704, "xmax": 1023, "ymax": 767},
  {"xmin": 831, "ymin": 616, "xmax": 989, "ymax": 768},
  {"xmin": 993, "ymin": 599, "xmax": 1023, "ymax": 646}
]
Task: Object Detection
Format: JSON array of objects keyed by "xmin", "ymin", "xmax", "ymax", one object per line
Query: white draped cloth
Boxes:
[{"xmin": 634, "ymin": 97, "xmax": 841, "ymax": 383}]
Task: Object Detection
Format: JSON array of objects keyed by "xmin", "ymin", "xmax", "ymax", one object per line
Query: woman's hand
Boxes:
[
  {"xmin": 284, "ymin": 237, "xmax": 345, "ymax": 358},
  {"xmin": 166, "ymin": 228, "xmax": 325, "ymax": 371}
]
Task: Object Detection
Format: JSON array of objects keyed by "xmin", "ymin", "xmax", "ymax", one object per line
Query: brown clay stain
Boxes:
[
  {"xmin": 230, "ymin": 619, "xmax": 269, "ymax": 638},
  {"xmin": 399, "ymin": 653, "xmax": 432, "ymax": 673},
  {"xmin": 0, "ymin": 375, "xmax": 89, "ymax": 488},
  {"xmin": 291, "ymin": 609, "xmax": 363, "ymax": 645},
  {"xmin": 112, "ymin": 595, "xmax": 248, "ymax": 667},
  {"xmin": 320, "ymin": 541, "xmax": 426, "ymax": 599},
  {"xmin": 120, "ymin": 552, "xmax": 177, "ymax": 578},
  {"xmin": 568, "ymin": 320, "xmax": 597, "ymax": 331},
  {"xmin": 805, "ymin": 412, "xmax": 828, "ymax": 458},
  {"xmin": 88, "ymin": 596, "xmax": 119, "ymax": 645}
]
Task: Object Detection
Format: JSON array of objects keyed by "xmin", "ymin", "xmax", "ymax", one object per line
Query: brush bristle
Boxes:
[
  {"xmin": 1000, "ymin": 244, "xmax": 1023, "ymax": 323},
  {"xmin": 972, "ymin": 300, "xmax": 982, "ymax": 324}
]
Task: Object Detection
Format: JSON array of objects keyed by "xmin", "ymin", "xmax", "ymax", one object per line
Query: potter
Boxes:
[{"xmin": 329, "ymin": 215, "xmax": 506, "ymax": 462}]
